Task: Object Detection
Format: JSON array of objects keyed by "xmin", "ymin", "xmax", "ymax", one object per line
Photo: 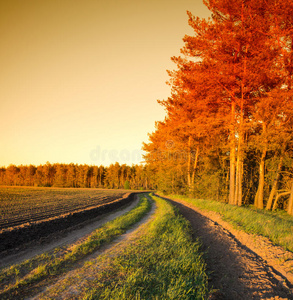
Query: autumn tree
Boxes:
[
  {"xmin": 143, "ymin": 119, "xmax": 188, "ymax": 194},
  {"xmin": 154, "ymin": 0, "xmax": 284, "ymax": 204},
  {"xmin": 53, "ymin": 164, "xmax": 67, "ymax": 187},
  {"xmin": 143, "ymin": 0, "xmax": 293, "ymax": 214},
  {"xmin": 0, "ymin": 168, "xmax": 6, "ymax": 185},
  {"xmin": 66, "ymin": 163, "xmax": 77, "ymax": 188},
  {"xmin": 248, "ymin": 0, "xmax": 293, "ymax": 209}
]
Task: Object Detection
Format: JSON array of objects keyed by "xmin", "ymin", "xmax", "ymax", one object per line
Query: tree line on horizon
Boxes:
[
  {"xmin": 0, "ymin": 162, "xmax": 154, "ymax": 190},
  {"xmin": 143, "ymin": 0, "xmax": 293, "ymax": 214}
]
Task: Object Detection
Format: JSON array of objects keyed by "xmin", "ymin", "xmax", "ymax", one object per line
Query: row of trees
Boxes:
[
  {"xmin": 0, "ymin": 162, "xmax": 154, "ymax": 190},
  {"xmin": 143, "ymin": 0, "xmax": 293, "ymax": 214}
]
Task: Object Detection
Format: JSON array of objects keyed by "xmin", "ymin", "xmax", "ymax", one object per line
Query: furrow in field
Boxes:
[
  {"xmin": 0, "ymin": 194, "xmax": 152, "ymax": 300},
  {"xmin": 0, "ymin": 195, "xmax": 140, "ymax": 269}
]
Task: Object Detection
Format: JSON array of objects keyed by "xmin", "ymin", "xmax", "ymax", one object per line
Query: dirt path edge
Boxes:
[{"xmin": 155, "ymin": 194, "xmax": 293, "ymax": 300}]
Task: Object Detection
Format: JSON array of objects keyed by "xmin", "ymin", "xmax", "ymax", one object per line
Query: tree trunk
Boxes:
[
  {"xmin": 191, "ymin": 145, "xmax": 199, "ymax": 193},
  {"xmin": 254, "ymin": 123, "xmax": 267, "ymax": 210},
  {"xmin": 287, "ymin": 182, "xmax": 293, "ymax": 215},
  {"xmin": 272, "ymin": 191, "xmax": 291, "ymax": 211},
  {"xmin": 258, "ymin": 153, "xmax": 266, "ymax": 209},
  {"xmin": 237, "ymin": 161, "xmax": 243, "ymax": 206},
  {"xmin": 235, "ymin": 41, "xmax": 247, "ymax": 207},
  {"xmin": 187, "ymin": 136, "xmax": 192, "ymax": 193},
  {"xmin": 229, "ymin": 101, "xmax": 236, "ymax": 205},
  {"xmin": 229, "ymin": 146, "xmax": 236, "ymax": 205},
  {"xmin": 254, "ymin": 146, "xmax": 267, "ymax": 209},
  {"xmin": 266, "ymin": 155, "xmax": 284, "ymax": 210},
  {"xmin": 235, "ymin": 156, "xmax": 240, "ymax": 205},
  {"xmin": 225, "ymin": 168, "xmax": 230, "ymax": 202},
  {"xmin": 235, "ymin": 143, "xmax": 243, "ymax": 206}
]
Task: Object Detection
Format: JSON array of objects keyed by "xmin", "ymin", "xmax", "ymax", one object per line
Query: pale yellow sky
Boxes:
[{"xmin": 0, "ymin": 0, "xmax": 210, "ymax": 167}]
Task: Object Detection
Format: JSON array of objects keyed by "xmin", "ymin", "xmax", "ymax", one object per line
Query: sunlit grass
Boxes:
[
  {"xmin": 80, "ymin": 194, "xmax": 208, "ymax": 300},
  {"xmin": 163, "ymin": 193, "xmax": 293, "ymax": 253}
]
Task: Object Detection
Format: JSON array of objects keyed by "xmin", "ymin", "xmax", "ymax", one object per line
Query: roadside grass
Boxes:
[
  {"xmin": 161, "ymin": 193, "xmax": 293, "ymax": 253},
  {"xmin": 0, "ymin": 194, "xmax": 151, "ymax": 299},
  {"xmin": 70, "ymin": 194, "xmax": 208, "ymax": 300}
]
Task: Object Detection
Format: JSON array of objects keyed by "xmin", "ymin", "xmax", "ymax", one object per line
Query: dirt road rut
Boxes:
[{"xmin": 167, "ymin": 198, "xmax": 293, "ymax": 300}]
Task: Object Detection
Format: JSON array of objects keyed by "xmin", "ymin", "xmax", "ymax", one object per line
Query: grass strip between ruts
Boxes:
[
  {"xmin": 68, "ymin": 194, "xmax": 208, "ymax": 300},
  {"xmin": 0, "ymin": 194, "xmax": 151, "ymax": 299},
  {"xmin": 161, "ymin": 193, "xmax": 293, "ymax": 253}
]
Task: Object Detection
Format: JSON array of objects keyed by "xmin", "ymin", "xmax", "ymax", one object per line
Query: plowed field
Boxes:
[{"xmin": 0, "ymin": 187, "xmax": 128, "ymax": 230}]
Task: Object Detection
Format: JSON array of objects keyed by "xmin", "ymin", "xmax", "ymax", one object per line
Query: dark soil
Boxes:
[
  {"xmin": 0, "ymin": 193, "xmax": 136, "ymax": 257},
  {"xmin": 167, "ymin": 198, "xmax": 293, "ymax": 300}
]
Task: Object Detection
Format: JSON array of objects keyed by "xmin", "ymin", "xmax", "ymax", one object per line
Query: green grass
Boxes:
[
  {"xmin": 0, "ymin": 194, "xmax": 151, "ymax": 299},
  {"xmin": 78, "ymin": 194, "xmax": 208, "ymax": 300},
  {"xmin": 162, "ymin": 193, "xmax": 293, "ymax": 253}
]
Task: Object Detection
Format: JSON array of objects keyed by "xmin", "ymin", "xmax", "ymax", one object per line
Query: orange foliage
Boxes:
[{"xmin": 143, "ymin": 0, "xmax": 293, "ymax": 212}]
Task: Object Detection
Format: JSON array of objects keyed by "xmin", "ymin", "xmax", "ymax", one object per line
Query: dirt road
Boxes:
[{"xmin": 167, "ymin": 198, "xmax": 293, "ymax": 300}]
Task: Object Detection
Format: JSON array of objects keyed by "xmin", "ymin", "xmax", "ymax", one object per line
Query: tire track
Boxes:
[{"xmin": 166, "ymin": 198, "xmax": 293, "ymax": 300}]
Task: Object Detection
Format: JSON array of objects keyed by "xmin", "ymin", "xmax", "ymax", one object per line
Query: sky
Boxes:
[{"xmin": 0, "ymin": 0, "xmax": 211, "ymax": 167}]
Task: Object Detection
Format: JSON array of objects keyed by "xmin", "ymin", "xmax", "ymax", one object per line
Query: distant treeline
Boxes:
[{"xmin": 0, "ymin": 162, "xmax": 155, "ymax": 190}]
